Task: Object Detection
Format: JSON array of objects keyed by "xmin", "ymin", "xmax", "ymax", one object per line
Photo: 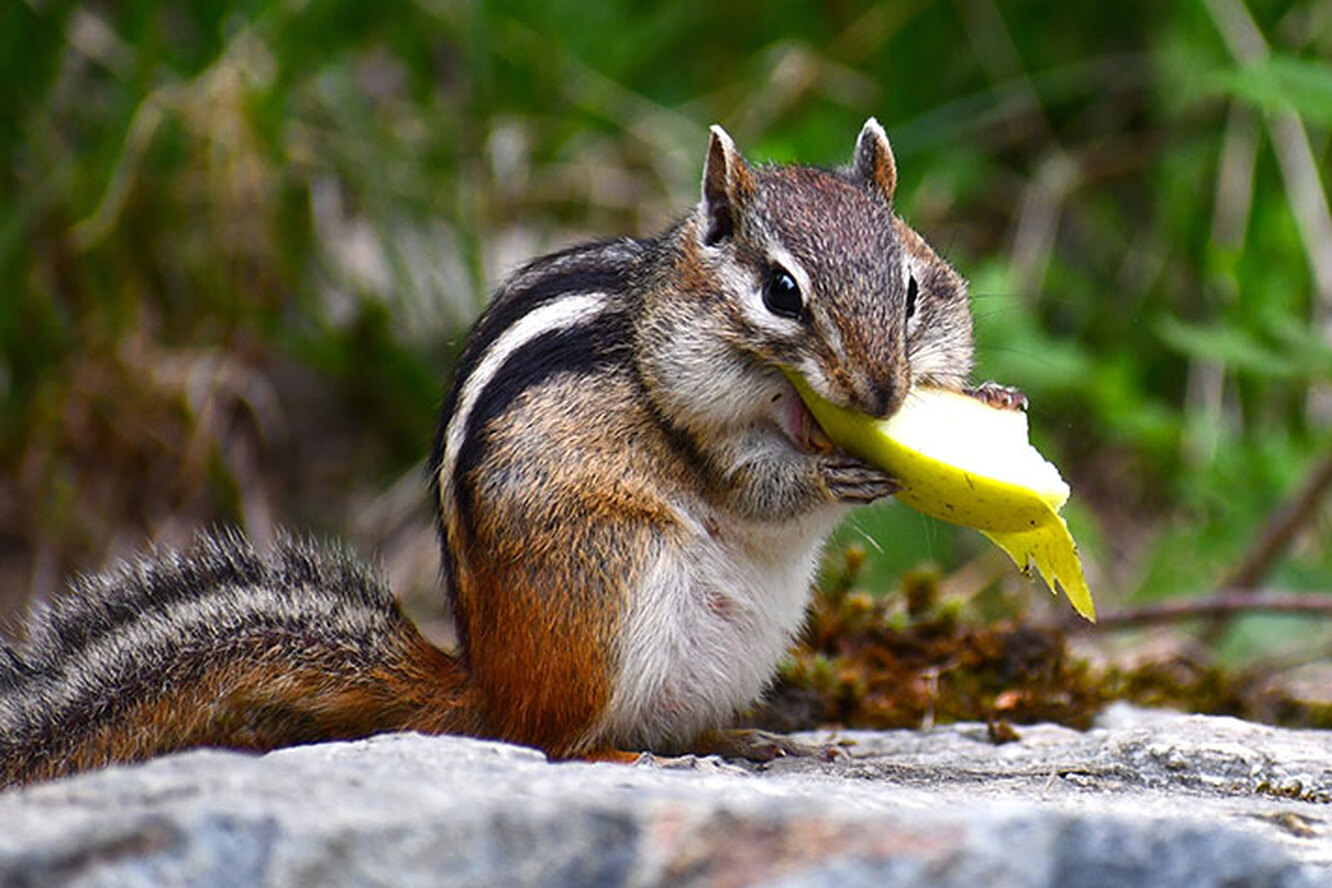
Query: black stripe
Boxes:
[
  {"xmin": 427, "ymin": 240, "xmax": 642, "ymax": 632},
  {"xmin": 2, "ymin": 534, "xmax": 393, "ymax": 692},
  {"xmin": 427, "ymin": 240, "xmax": 638, "ymax": 507},
  {"xmin": 39, "ymin": 535, "xmax": 266, "ymax": 670},
  {"xmin": 450, "ymin": 309, "xmax": 633, "ymax": 532},
  {"xmin": 0, "ymin": 534, "xmax": 408, "ymax": 772}
]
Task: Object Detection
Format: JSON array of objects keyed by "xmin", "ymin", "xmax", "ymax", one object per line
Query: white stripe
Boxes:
[
  {"xmin": 4, "ymin": 581, "xmax": 379, "ymax": 730},
  {"xmin": 439, "ymin": 292, "xmax": 612, "ymax": 511}
]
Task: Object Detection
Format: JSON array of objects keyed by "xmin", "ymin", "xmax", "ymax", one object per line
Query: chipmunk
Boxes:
[{"xmin": 0, "ymin": 119, "xmax": 976, "ymax": 787}]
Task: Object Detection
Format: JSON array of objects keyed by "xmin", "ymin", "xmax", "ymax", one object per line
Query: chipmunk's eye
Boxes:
[
  {"xmin": 763, "ymin": 267, "xmax": 803, "ymax": 319},
  {"xmin": 905, "ymin": 274, "xmax": 918, "ymax": 320}
]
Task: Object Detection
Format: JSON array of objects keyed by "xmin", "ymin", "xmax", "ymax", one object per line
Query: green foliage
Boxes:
[
  {"xmin": 1207, "ymin": 52, "xmax": 1332, "ymax": 125},
  {"xmin": 2, "ymin": 0, "xmax": 1330, "ymax": 667}
]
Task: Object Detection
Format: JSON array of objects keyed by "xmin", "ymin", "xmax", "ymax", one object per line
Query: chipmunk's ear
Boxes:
[
  {"xmin": 701, "ymin": 125, "xmax": 754, "ymax": 246},
  {"xmin": 852, "ymin": 117, "xmax": 897, "ymax": 203}
]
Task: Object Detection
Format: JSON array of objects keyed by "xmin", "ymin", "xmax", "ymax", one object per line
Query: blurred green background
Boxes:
[{"xmin": 2, "ymin": 0, "xmax": 1330, "ymax": 666}]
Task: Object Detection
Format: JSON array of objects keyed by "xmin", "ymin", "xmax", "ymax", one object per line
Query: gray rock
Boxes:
[{"xmin": 0, "ymin": 704, "xmax": 1327, "ymax": 887}]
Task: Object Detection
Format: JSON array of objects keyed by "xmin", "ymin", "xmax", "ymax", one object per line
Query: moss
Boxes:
[
  {"xmin": 751, "ymin": 547, "xmax": 1105, "ymax": 733},
  {"xmin": 750, "ymin": 544, "xmax": 1332, "ymax": 735}
]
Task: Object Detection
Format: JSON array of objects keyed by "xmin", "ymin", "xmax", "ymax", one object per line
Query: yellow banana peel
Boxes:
[{"xmin": 787, "ymin": 376, "xmax": 1094, "ymax": 622}]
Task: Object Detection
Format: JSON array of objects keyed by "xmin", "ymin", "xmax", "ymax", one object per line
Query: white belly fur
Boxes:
[{"xmin": 592, "ymin": 504, "xmax": 849, "ymax": 750}]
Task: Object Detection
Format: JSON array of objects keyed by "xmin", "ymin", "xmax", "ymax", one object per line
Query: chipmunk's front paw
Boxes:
[
  {"xmin": 818, "ymin": 454, "xmax": 900, "ymax": 504},
  {"xmin": 966, "ymin": 381, "xmax": 1028, "ymax": 411}
]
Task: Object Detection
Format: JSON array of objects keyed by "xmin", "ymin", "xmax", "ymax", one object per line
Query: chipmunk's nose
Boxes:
[
  {"xmin": 838, "ymin": 313, "xmax": 910, "ymax": 418},
  {"xmin": 850, "ymin": 370, "xmax": 907, "ymax": 419}
]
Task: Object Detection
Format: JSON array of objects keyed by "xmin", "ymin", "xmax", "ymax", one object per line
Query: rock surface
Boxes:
[{"xmin": 1, "ymin": 705, "xmax": 1329, "ymax": 887}]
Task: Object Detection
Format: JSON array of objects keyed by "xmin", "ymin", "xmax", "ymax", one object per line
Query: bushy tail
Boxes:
[{"xmin": 0, "ymin": 531, "xmax": 476, "ymax": 788}]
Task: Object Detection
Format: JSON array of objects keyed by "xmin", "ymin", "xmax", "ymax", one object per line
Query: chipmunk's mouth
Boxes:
[{"xmin": 773, "ymin": 379, "xmax": 834, "ymax": 454}]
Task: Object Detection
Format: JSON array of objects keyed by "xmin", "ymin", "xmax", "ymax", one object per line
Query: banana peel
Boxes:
[{"xmin": 787, "ymin": 375, "xmax": 1094, "ymax": 622}]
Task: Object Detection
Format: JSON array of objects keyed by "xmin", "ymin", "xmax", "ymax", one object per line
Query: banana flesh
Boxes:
[{"xmin": 787, "ymin": 376, "xmax": 1094, "ymax": 622}]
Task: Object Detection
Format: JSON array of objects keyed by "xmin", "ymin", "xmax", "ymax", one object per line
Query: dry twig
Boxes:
[{"xmin": 1069, "ymin": 588, "xmax": 1332, "ymax": 632}]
